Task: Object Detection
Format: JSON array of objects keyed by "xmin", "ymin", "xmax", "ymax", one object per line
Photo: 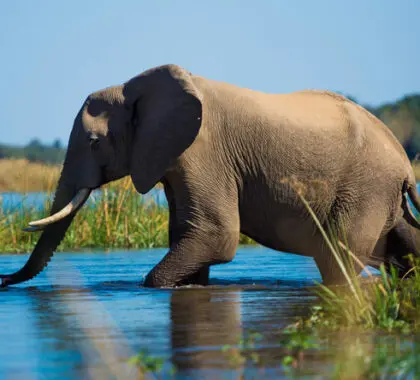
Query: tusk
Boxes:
[{"xmin": 28, "ymin": 188, "xmax": 91, "ymax": 227}]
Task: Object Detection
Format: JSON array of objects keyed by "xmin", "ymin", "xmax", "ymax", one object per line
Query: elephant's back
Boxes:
[
  {"xmin": 193, "ymin": 75, "xmax": 412, "ymax": 188},
  {"xmin": 195, "ymin": 77, "xmax": 368, "ymax": 144}
]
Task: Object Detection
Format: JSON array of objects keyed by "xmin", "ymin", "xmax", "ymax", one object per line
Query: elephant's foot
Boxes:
[
  {"xmin": 143, "ymin": 266, "xmax": 210, "ymax": 288},
  {"xmin": 178, "ymin": 266, "xmax": 210, "ymax": 286}
]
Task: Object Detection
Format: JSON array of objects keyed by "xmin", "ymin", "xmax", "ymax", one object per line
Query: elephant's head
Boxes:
[{"xmin": 1, "ymin": 64, "xmax": 203, "ymax": 287}]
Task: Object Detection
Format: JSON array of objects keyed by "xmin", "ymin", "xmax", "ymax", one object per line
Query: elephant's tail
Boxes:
[{"xmin": 402, "ymin": 178, "xmax": 420, "ymax": 229}]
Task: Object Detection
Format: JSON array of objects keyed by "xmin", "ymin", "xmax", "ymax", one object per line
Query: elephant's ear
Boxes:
[{"xmin": 123, "ymin": 65, "xmax": 203, "ymax": 194}]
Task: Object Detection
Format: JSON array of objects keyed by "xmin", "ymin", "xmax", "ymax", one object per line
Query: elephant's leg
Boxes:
[
  {"xmin": 381, "ymin": 218, "xmax": 419, "ymax": 277},
  {"xmin": 145, "ymin": 182, "xmax": 239, "ymax": 288},
  {"xmin": 178, "ymin": 266, "xmax": 210, "ymax": 286},
  {"xmin": 314, "ymin": 209, "xmax": 387, "ymax": 285},
  {"xmin": 314, "ymin": 250, "xmax": 351, "ymax": 285},
  {"xmin": 163, "ymin": 179, "xmax": 181, "ymax": 247},
  {"xmin": 161, "ymin": 180, "xmax": 211, "ymax": 286},
  {"xmin": 143, "ymin": 229, "xmax": 238, "ymax": 287}
]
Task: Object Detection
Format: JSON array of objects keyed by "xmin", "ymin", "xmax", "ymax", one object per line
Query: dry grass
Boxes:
[{"xmin": 0, "ymin": 159, "xmax": 61, "ymax": 192}]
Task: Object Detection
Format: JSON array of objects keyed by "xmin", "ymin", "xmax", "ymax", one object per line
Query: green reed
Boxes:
[{"xmin": 0, "ymin": 178, "xmax": 255, "ymax": 253}]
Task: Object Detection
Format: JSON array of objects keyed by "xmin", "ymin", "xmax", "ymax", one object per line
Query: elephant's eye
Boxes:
[{"xmin": 89, "ymin": 135, "xmax": 100, "ymax": 150}]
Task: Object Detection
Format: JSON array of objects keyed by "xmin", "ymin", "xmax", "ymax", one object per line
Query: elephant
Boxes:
[{"xmin": 2, "ymin": 63, "xmax": 420, "ymax": 288}]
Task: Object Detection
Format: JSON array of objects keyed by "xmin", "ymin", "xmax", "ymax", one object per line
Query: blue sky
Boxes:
[{"xmin": 0, "ymin": 0, "xmax": 419, "ymax": 145}]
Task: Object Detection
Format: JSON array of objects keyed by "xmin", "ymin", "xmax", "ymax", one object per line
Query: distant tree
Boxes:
[
  {"xmin": 26, "ymin": 139, "xmax": 42, "ymax": 149},
  {"xmin": 52, "ymin": 139, "xmax": 62, "ymax": 150},
  {"xmin": 16, "ymin": 138, "xmax": 66, "ymax": 164},
  {"xmin": 373, "ymin": 95, "xmax": 420, "ymax": 160}
]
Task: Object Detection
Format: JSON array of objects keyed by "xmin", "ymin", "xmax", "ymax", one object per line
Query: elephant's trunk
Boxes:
[{"xmin": 0, "ymin": 179, "xmax": 90, "ymax": 287}]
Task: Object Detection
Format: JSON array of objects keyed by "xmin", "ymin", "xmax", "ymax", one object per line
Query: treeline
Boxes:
[
  {"xmin": 369, "ymin": 94, "xmax": 420, "ymax": 160},
  {"xmin": 0, "ymin": 93, "xmax": 420, "ymax": 163},
  {"xmin": 0, "ymin": 139, "xmax": 65, "ymax": 165},
  {"xmin": 340, "ymin": 93, "xmax": 420, "ymax": 160}
]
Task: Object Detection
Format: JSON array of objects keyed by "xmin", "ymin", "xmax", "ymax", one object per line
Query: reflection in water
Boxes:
[
  {"xmin": 169, "ymin": 286, "xmax": 319, "ymax": 378},
  {"xmin": 170, "ymin": 288, "xmax": 243, "ymax": 374}
]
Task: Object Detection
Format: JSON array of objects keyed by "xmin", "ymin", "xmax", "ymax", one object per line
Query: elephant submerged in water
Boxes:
[{"xmin": 2, "ymin": 64, "xmax": 420, "ymax": 288}]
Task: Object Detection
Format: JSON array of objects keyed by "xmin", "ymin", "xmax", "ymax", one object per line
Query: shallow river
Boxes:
[{"xmin": 0, "ymin": 247, "xmax": 341, "ymax": 379}]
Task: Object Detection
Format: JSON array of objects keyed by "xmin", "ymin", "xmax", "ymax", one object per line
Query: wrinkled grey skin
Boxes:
[{"xmin": 2, "ymin": 64, "xmax": 420, "ymax": 288}]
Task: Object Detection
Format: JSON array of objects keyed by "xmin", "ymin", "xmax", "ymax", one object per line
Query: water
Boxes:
[
  {"xmin": 0, "ymin": 247, "xmax": 330, "ymax": 379},
  {"xmin": 0, "ymin": 188, "xmax": 167, "ymax": 213}
]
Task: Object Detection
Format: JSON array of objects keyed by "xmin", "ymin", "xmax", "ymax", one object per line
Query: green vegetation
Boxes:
[
  {"xmin": 0, "ymin": 139, "xmax": 65, "ymax": 165},
  {"xmin": 0, "ymin": 180, "xmax": 168, "ymax": 253},
  {"xmin": 127, "ymin": 350, "xmax": 174, "ymax": 379},
  {"xmin": 332, "ymin": 337, "xmax": 420, "ymax": 379},
  {"xmin": 299, "ymin": 211, "xmax": 420, "ymax": 333},
  {"xmin": 0, "ymin": 177, "xmax": 255, "ymax": 253},
  {"xmin": 221, "ymin": 331, "xmax": 263, "ymax": 367}
]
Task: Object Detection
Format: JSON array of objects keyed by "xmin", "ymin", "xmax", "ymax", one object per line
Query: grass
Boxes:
[
  {"xmin": 0, "ymin": 176, "xmax": 255, "ymax": 253},
  {"xmin": 0, "ymin": 159, "xmax": 61, "ymax": 192},
  {"xmin": 127, "ymin": 350, "xmax": 175, "ymax": 379},
  {"xmin": 221, "ymin": 331, "xmax": 264, "ymax": 367}
]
